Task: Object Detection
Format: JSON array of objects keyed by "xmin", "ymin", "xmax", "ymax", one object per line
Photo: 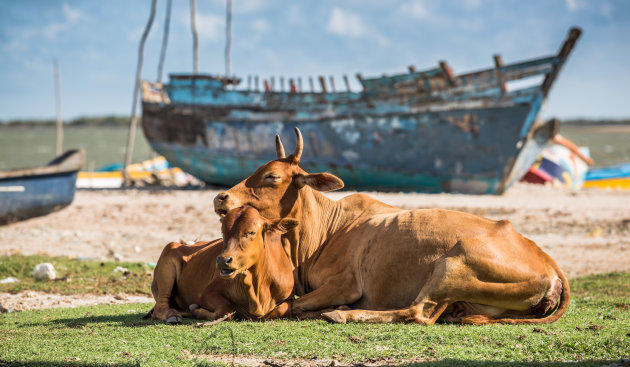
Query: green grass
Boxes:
[
  {"xmin": 0, "ymin": 257, "xmax": 629, "ymax": 366},
  {"xmin": 0, "ymin": 255, "xmax": 153, "ymax": 296}
]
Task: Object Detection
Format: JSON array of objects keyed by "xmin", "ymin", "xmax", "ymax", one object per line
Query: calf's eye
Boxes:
[{"xmin": 246, "ymin": 231, "xmax": 257, "ymax": 237}]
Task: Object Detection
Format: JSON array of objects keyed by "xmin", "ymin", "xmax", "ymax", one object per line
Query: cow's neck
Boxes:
[
  {"xmin": 286, "ymin": 188, "xmax": 355, "ymax": 283},
  {"xmin": 239, "ymin": 234, "xmax": 293, "ymax": 318}
]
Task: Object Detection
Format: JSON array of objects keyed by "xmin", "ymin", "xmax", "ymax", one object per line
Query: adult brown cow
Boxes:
[
  {"xmin": 213, "ymin": 128, "xmax": 569, "ymax": 325},
  {"xmin": 149, "ymin": 206, "xmax": 296, "ymax": 323}
]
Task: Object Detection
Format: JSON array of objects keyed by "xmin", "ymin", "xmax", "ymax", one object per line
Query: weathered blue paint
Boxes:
[
  {"xmin": 0, "ymin": 150, "xmax": 84, "ymax": 225},
  {"xmin": 586, "ymin": 162, "xmax": 630, "ymax": 181},
  {"xmin": 141, "ymin": 28, "xmax": 580, "ymax": 194}
]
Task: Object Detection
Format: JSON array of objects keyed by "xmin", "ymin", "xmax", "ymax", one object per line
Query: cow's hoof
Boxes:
[
  {"xmin": 189, "ymin": 304, "xmax": 199, "ymax": 311},
  {"xmin": 166, "ymin": 315, "xmax": 183, "ymax": 324},
  {"xmin": 322, "ymin": 311, "xmax": 347, "ymax": 324}
]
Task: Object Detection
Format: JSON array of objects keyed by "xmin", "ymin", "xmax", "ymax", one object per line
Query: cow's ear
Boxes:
[
  {"xmin": 267, "ymin": 218, "xmax": 299, "ymax": 234},
  {"xmin": 294, "ymin": 173, "xmax": 344, "ymax": 192}
]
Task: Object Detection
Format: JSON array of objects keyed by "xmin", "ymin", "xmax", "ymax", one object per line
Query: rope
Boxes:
[
  {"xmin": 157, "ymin": 0, "xmax": 173, "ymax": 83},
  {"xmin": 123, "ymin": 0, "xmax": 157, "ymax": 183},
  {"xmin": 190, "ymin": 0, "xmax": 199, "ymax": 74}
]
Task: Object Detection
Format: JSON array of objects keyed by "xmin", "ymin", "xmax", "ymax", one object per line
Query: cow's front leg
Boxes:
[
  {"xmin": 321, "ymin": 299, "xmax": 450, "ymax": 325},
  {"xmin": 189, "ymin": 302, "xmax": 235, "ymax": 321},
  {"xmin": 292, "ymin": 272, "xmax": 361, "ymax": 315},
  {"xmin": 191, "ymin": 286, "xmax": 235, "ymax": 321}
]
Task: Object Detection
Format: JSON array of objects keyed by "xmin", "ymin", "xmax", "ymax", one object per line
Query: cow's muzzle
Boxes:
[
  {"xmin": 214, "ymin": 192, "xmax": 230, "ymax": 217},
  {"xmin": 216, "ymin": 255, "xmax": 237, "ymax": 278}
]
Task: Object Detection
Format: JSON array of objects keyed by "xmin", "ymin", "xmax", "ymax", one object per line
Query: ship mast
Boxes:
[{"xmin": 225, "ymin": 0, "xmax": 232, "ymax": 78}]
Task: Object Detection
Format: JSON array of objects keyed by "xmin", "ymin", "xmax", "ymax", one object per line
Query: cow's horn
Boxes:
[
  {"xmin": 275, "ymin": 134, "xmax": 286, "ymax": 159},
  {"xmin": 292, "ymin": 127, "xmax": 303, "ymax": 164}
]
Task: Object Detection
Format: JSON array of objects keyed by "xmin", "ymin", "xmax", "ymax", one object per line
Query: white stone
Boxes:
[{"xmin": 33, "ymin": 263, "xmax": 56, "ymax": 281}]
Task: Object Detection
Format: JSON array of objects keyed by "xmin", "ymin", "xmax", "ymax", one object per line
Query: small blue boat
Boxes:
[
  {"xmin": 141, "ymin": 28, "xmax": 581, "ymax": 194},
  {"xmin": 0, "ymin": 150, "xmax": 85, "ymax": 225}
]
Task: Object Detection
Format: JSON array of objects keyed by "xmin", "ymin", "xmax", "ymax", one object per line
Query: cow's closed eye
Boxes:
[
  {"xmin": 244, "ymin": 230, "xmax": 257, "ymax": 237},
  {"xmin": 264, "ymin": 173, "xmax": 281, "ymax": 181}
]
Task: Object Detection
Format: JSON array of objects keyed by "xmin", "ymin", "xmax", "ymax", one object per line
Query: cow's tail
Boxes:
[
  {"xmin": 463, "ymin": 260, "xmax": 570, "ymax": 325},
  {"xmin": 142, "ymin": 307, "xmax": 155, "ymax": 319}
]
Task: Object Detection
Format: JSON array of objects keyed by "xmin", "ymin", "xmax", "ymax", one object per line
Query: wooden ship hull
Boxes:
[
  {"xmin": 0, "ymin": 150, "xmax": 84, "ymax": 225},
  {"xmin": 141, "ymin": 28, "xmax": 581, "ymax": 194}
]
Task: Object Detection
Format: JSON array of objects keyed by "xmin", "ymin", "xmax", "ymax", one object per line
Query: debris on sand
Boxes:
[{"xmin": 0, "ymin": 277, "xmax": 20, "ymax": 284}]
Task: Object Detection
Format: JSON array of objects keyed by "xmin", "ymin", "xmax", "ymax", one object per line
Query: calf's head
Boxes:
[
  {"xmin": 216, "ymin": 206, "xmax": 298, "ymax": 279},
  {"xmin": 214, "ymin": 128, "xmax": 344, "ymax": 220}
]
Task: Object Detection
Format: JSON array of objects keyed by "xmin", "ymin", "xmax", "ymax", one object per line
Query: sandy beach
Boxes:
[{"xmin": 1, "ymin": 183, "xmax": 628, "ymax": 279}]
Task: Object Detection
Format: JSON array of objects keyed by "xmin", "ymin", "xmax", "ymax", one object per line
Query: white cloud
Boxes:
[
  {"xmin": 565, "ymin": 0, "xmax": 577, "ymax": 11},
  {"xmin": 462, "ymin": 0, "xmax": 482, "ymax": 10},
  {"xmin": 400, "ymin": 1, "xmax": 429, "ymax": 19},
  {"xmin": 251, "ymin": 19, "xmax": 270, "ymax": 33},
  {"xmin": 327, "ymin": 7, "xmax": 365, "ymax": 37},
  {"xmin": 42, "ymin": 3, "xmax": 84, "ymax": 40},
  {"xmin": 211, "ymin": 0, "xmax": 269, "ymax": 14},
  {"xmin": 62, "ymin": 3, "xmax": 82, "ymax": 22},
  {"xmin": 602, "ymin": 3, "xmax": 612, "ymax": 17},
  {"xmin": 326, "ymin": 7, "xmax": 388, "ymax": 46},
  {"xmin": 185, "ymin": 12, "xmax": 223, "ymax": 42},
  {"xmin": 2, "ymin": 2, "xmax": 84, "ymax": 52},
  {"xmin": 285, "ymin": 4, "xmax": 305, "ymax": 26}
]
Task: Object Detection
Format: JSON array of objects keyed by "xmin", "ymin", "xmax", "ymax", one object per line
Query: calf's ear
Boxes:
[
  {"xmin": 294, "ymin": 173, "xmax": 344, "ymax": 192},
  {"xmin": 268, "ymin": 218, "xmax": 299, "ymax": 234}
]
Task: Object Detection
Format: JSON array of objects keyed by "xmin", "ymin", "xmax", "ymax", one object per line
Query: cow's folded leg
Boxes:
[
  {"xmin": 293, "ymin": 305, "xmax": 348, "ymax": 320},
  {"xmin": 322, "ymin": 300, "xmax": 449, "ymax": 325},
  {"xmin": 264, "ymin": 301, "xmax": 292, "ymax": 319},
  {"xmin": 189, "ymin": 301, "xmax": 235, "ymax": 321},
  {"xmin": 291, "ymin": 275, "xmax": 361, "ymax": 315}
]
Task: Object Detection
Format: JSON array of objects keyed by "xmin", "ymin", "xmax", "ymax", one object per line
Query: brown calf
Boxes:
[
  {"xmin": 150, "ymin": 206, "xmax": 296, "ymax": 323},
  {"xmin": 213, "ymin": 128, "xmax": 570, "ymax": 325}
]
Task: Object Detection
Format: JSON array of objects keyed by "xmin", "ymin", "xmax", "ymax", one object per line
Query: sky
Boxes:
[{"xmin": 0, "ymin": 0, "xmax": 629, "ymax": 121}]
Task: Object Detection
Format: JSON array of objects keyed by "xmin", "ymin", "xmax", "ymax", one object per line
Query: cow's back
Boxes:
[
  {"xmin": 174, "ymin": 240, "xmax": 223, "ymax": 308},
  {"xmin": 313, "ymin": 208, "xmax": 555, "ymax": 310}
]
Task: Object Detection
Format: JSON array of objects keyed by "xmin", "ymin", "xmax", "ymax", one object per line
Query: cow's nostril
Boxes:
[
  {"xmin": 216, "ymin": 193, "xmax": 229, "ymax": 202},
  {"xmin": 217, "ymin": 256, "xmax": 233, "ymax": 266}
]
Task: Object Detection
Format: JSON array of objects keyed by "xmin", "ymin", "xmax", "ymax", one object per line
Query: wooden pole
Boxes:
[
  {"xmin": 157, "ymin": 0, "xmax": 172, "ymax": 83},
  {"xmin": 53, "ymin": 59, "xmax": 63, "ymax": 156},
  {"xmin": 190, "ymin": 0, "xmax": 199, "ymax": 74},
  {"xmin": 318, "ymin": 76, "xmax": 327, "ymax": 93},
  {"xmin": 343, "ymin": 74, "xmax": 350, "ymax": 92},
  {"xmin": 493, "ymin": 54, "xmax": 506, "ymax": 93},
  {"xmin": 356, "ymin": 73, "xmax": 364, "ymax": 91},
  {"xmin": 225, "ymin": 0, "xmax": 232, "ymax": 77},
  {"xmin": 123, "ymin": 0, "xmax": 157, "ymax": 184}
]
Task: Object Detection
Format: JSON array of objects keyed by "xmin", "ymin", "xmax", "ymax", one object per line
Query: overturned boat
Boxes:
[
  {"xmin": 141, "ymin": 28, "xmax": 581, "ymax": 194},
  {"xmin": 0, "ymin": 150, "xmax": 84, "ymax": 225}
]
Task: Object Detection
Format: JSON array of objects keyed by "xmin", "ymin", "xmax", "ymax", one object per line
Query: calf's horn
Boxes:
[
  {"xmin": 275, "ymin": 135, "xmax": 286, "ymax": 158},
  {"xmin": 292, "ymin": 127, "xmax": 303, "ymax": 164}
]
